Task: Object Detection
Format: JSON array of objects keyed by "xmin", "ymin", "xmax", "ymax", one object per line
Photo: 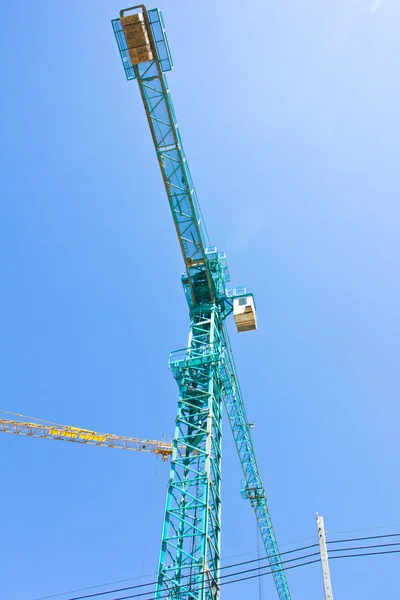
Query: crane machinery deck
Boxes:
[{"xmin": 111, "ymin": 6, "xmax": 291, "ymax": 600}]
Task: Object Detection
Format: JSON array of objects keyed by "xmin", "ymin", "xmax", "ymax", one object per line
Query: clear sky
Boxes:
[{"xmin": 1, "ymin": 0, "xmax": 399, "ymax": 598}]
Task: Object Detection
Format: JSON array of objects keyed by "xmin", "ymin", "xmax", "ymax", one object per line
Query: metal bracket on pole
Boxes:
[{"xmin": 317, "ymin": 513, "xmax": 334, "ymax": 600}]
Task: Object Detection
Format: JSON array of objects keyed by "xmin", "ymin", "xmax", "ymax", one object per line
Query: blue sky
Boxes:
[{"xmin": 1, "ymin": 0, "xmax": 399, "ymax": 598}]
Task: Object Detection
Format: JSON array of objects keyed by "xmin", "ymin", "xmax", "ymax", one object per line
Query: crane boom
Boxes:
[
  {"xmin": 112, "ymin": 8, "xmax": 229, "ymax": 309},
  {"xmin": 0, "ymin": 418, "xmax": 173, "ymax": 460},
  {"xmin": 112, "ymin": 6, "xmax": 292, "ymax": 600}
]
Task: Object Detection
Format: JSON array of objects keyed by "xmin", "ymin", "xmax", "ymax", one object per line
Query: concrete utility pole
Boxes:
[{"xmin": 316, "ymin": 514, "xmax": 334, "ymax": 600}]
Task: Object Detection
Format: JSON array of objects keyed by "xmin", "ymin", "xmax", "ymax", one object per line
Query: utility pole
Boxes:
[{"xmin": 316, "ymin": 514, "xmax": 334, "ymax": 600}]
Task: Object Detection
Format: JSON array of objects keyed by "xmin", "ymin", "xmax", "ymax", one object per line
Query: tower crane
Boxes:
[
  {"xmin": 0, "ymin": 411, "xmax": 173, "ymax": 460},
  {"xmin": 112, "ymin": 6, "xmax": 291, "ymax": 600}
]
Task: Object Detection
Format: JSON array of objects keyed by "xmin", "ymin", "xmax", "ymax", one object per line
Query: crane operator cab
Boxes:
[{"xmin": 233, "ymin": 295, "xmax": 257, "ymax": 332}]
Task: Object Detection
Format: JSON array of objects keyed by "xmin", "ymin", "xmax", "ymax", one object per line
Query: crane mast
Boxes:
[{"xmin": 112, "ymin": 6, "xmax": 291, "ymax": 600}]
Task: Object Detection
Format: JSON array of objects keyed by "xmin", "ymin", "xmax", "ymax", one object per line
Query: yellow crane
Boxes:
[{"xmin": 0, "ymin": 410, "xmax": 173, "ymax": 461}]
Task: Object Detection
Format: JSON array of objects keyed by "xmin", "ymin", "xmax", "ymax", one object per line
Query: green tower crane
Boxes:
[{"xmin": 112, "ymin": 6, "xmax": 292, "ymax": 600}]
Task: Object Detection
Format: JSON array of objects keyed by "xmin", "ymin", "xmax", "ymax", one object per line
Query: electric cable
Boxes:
[
  {"xmin": 33, "ymin": 530, "xmax": 400, "ymax": 600},
  {"xmin": 105, "ymin": 548, "xmax": 400, "ymax": 600},
  {"xmin": 32, "ymin": 575, "xmax": 157, "ymax": 600},
  {"xmin": 34, "ymin": 540, "xmax": 317, "ymax": 600},
  {"xmin": 32, "ymin": 541, "xmax": 316, "ymax": 600},
  {"xmin": 63, "ymin": 539, "xmax": 400, "ymax": 600},
  {"xmin": 330, "ymin": 549, "xmax": 400, "ymax": 561},
  {"xmin": 329, "ymin": 541, "xmax": 400, "ymax": 553},
  {"xmin": 328, "ymin": 523, "xmax": 400, "ymax": 536},
  {"xmin": 60, "ymin": 543, "xmax": 320, "ymax": 600},
  {"xmin": 102, "ymin": 558, "xmax": 322, "ymax": 600},
  {"xmin": 63, "ymin": 535, "xmax": 400, "ymax": 600},
  {"xmin": 327, "ymin": 531, "xmax": 400, "ymax": 544}
]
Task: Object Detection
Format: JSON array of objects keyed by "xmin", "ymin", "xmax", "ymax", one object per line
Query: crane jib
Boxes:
[{"xmin": 112, "ymin": 11, "xmax": 216, "ymax": 306}]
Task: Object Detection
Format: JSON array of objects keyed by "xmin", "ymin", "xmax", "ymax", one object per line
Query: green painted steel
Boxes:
[
  {"xmin": 164, "ymin": 307, "xmax": 223, "ymax": 599},
  {"xmin": 112, "ymin": 6, "xmax": 292, "ymax": 600}
]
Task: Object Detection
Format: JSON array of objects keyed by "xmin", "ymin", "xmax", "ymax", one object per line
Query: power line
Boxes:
[
  {"xmin": 63, "ymin": 533, "xmax": 400, "ymax": 600},
  {"xmin": 329, "ymin": 541, "xmax": 400, "ymax": 553},
  {"xmin": 36, "ymin": 524, "xmax": 400, "ymax": 600},
  {"xmin": 60, "ymin": 543, "xmax": 320, "ymax": 600},
  {"xmin": 33, "ymin": 530, "xmax": 400, "ymax": 600},
  {"xmin": 168, "ymin": 542, "xmax": 400, "ymax": 589},
  {"xmin": 103, "ymin": 558, "xmax": 322, "ymax": 600},
  {"xmin": 35, "ymin": 548, "xmax": 282, "ymax": 600},
  {"xmin": 328, "ymin": 523, "xmax": 400, "ymax": 536},
  {"xmin": 110, "ymin": 548, "xmax": 400, "ymax": 600},
  {"xmin": 214, "ymin": 549, "xmax": 400, "ymax": 595},
  {"xmin": 330, "ymin": 549, "xmax": 400, "ymax": 561},
  {"xmin": 32, "ymin": 575, "xmax": 157, "ymax": 600},
  {"xmin": 62, "ymin": 540, "xmax": 400, "ymax": 600},
  {"xmin": 33, "ymin": 542, "xmax": 316, "ymax": 600},
  {"xmin": 328, "ymin": 532, "xmax": 400, "ymax": 545},
  {"xmin": 220, "ymin": 533, "xmax": 320, "ymax": 563}
]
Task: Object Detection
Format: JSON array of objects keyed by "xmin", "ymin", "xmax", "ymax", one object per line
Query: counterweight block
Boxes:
[{"xmin": 120, "ymin": 12, "xmax": 153, "ymax": 64}]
